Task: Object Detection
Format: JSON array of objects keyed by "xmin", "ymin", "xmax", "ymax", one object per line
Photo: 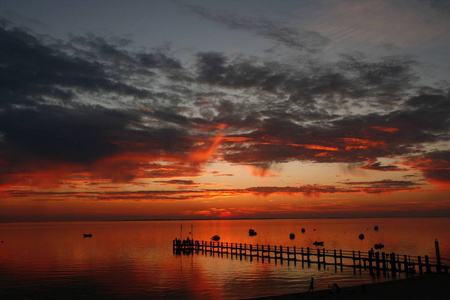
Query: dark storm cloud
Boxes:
[
  {"xmin": 68, "ymin": 34, "xmax": 182, "ymax": 74},
  {"xmin": 185, "ymin": 4, "xmax": 330, "ymax": 52},
  {"xmin": 219, "ymin": 88, "xmax": 449, "ymax": 171},
  {"xmin": 0, "ymin": 105, "xmax": 126, "ymax": 164},
  {"xmin": 195, "ymin": 51, "xmax": 417, "ymax": 113},
  {"xmin": 0, "ymin": 21, "xmax": 196, "ymax": 183},
  {"xmin": 0, "ymin": 103, "xmax": 198, "ymax": 187},
  {"xmin": 0, "ymin": 24, "xmax": 155, "ymax": 109},
  {"xmin": 337, "ymin": 54, "xmax": 418, "ymax": 105},
  {"xmin": 402, "ymin": 91, "xmax": 450, "ymax": 133}
]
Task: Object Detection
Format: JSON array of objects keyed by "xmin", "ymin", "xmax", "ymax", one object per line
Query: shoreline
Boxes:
[
  {"xmin": 2, "ymin": 216, "xmax": 449, "ymax": 223},
  {"xmin": 249, "ymin": 273, "xmax": 450, "ymax": 299}
]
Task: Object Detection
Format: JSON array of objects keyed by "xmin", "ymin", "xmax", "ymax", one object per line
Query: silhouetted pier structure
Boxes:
[{"xmin": 173, "ymin": 238, "xmax": 448, "ymax": 276}]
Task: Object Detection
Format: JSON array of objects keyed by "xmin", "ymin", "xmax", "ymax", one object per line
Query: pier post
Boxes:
[
  {"xmin": 339, "ymin": 249, "xmax": 343, "ymax": 271},
  {"xmin": 390, "ymin": 253, "xmax": 397, "ymax": 277},
  {"xmin": 307, "ymin": 247, "xmax": 311, "ymax": 267},
  {"xmin": 358, "ymin": 251, "xmax": 362, "ymax": 270},
  {"xmin": 333, "ymin": 249, "xmax": 337, "ymax": 271},
  {"xmin": 418, "ymin": 256, "xmax": 423, "ymax": 274},
  {"xmin": 322, "ymin": 248, "xmax": 326, "ymax": 265},
  {"xmin": 403, "ymin": 255, "xmax": 408, "ymax": 274},
  {"xmin": 317, "ymin": 248, "xmax": 321, "ymax": 270},
  {"xmin": 294, "ymin": 246, "xmax": 297, "ymax": 261},
  {"xmin": 435, "ymin": 239, "xmax": 442, "ymax": 273},
  {"xmin": 425, "ymin": 255, "xmax": 431, "ymax": 273},
  {"xmin": 375, "ymin": 252, "xmax": 381, "ymax": 276},
  {"xmin": 352, "ymin": 251, "xmax": 356, "ymax": 269}
]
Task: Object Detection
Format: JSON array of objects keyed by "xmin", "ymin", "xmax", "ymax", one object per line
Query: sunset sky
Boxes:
[{"xmin": 0, "ymin": 0, "xmax": 449, "ymax": 222}]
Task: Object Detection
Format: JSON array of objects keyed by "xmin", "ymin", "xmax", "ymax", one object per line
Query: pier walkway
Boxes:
[{"xmin": 173, "ymin": 239, "xmax": 448, "ymax": 276}]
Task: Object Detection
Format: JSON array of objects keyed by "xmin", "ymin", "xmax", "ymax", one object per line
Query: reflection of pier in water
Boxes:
[{"xmin": 173, "ymin": 239, "xmax": 449, "ymax": 276}]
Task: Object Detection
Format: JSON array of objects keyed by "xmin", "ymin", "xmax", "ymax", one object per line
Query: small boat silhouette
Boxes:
[
  {"xmin": 289, "ymin": 233, "xmax": 295, "ymax": 239},
  {"xmin": 248, "ymin": 228, "xmax": 257, "ymax": 236},
  {"xmin": 313, "ymin": 241, "xmax": 324, "ymax": 246},
  {"xmin": 211, "ymin": 235, "xmax": 220, "ymax": 241},
  {"xmin": 359, "ymin": 234, "xmax": 365, "ymax": 240},
  {"xmin": 374, "ymin": 243, "xmax": 384, "ymax": 249},
  {"xmin": 83, "ymin": 234, "xmax": 92, "ymax": 238}
]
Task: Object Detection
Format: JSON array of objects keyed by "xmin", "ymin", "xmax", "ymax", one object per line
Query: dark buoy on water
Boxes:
[
  {"xmin": 358, "ymin": 233, "xmax": 365, "ymax": 240},
  {"xmin": 374, "ymin": 225, "xmax": 379, "ymax": 231},
  {"xmin": 301, "ymin": 228, "xmax": 306, "ymax": 233}
]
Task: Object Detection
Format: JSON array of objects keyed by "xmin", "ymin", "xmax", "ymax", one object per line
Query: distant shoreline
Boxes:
[
  {"xmin": 249, "ymin": 273, "xmax": 450, "ymax": 300},
  {"xmin": 1, "ymin": 215, "xmax": 450, "ymax": 223},
  {"xmin": 105, "ymin": 215, "xmax": 450, "ymax": 222}
]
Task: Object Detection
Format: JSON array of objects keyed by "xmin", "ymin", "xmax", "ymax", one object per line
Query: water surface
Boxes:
[{"xmin": 1, "ymin": 217, "xmax": 448, "ymax": 299}]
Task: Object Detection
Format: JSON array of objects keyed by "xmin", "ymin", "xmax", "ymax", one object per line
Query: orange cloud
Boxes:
[
  {"xmin": 0, "ymin": 160, "xmax": 79, "ymax": 188},
  {"xmin": 289, "ymin": 143, "xmax": 339, "ymax": 151},
  {"xmin": 371, "ymin": 126, "xmax": 399, "ymax": 132},
  {"xmin": 188, "ymin": 125, "xmax": 227, "ymax": 164}
]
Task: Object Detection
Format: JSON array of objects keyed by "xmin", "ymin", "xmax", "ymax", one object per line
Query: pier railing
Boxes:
[{"xmin": 173, "ymin": 239, "xmax": 448, "ymax": 276}]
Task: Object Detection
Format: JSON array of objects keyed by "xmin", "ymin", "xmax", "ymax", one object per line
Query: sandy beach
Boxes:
[{"xmin": 250, "ymin": 273, "xmax": 450, "ymax": 300}]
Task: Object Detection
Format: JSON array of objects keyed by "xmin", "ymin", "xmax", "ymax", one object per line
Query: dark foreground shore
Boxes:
[{"xmin": 250, "ymin": 273, "xmax": 450, "ymax": 300}]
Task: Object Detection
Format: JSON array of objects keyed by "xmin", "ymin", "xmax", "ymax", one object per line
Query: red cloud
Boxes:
[
  {"xmin": 404, "ymin": 151, "xmax": 450, "ymax": 185},
  {"xmin": 371, "ymin": 126, "xmax": 399, "ymax": 132}
]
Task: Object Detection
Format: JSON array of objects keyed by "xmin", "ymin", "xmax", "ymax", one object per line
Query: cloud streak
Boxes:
[{"xmin": 185, "ymin": 4, "xmax": 330, "ymax": 52}]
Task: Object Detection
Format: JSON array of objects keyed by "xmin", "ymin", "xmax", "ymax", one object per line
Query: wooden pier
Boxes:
[{"xmin": 173, "ymin": 239, "xmax": 448, "ymax": 276}]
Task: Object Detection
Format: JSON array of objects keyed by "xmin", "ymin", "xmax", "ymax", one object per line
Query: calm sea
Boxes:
[{"xmin": 1, "ymin": 217, "xmax": 449, "ymax": 299}]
